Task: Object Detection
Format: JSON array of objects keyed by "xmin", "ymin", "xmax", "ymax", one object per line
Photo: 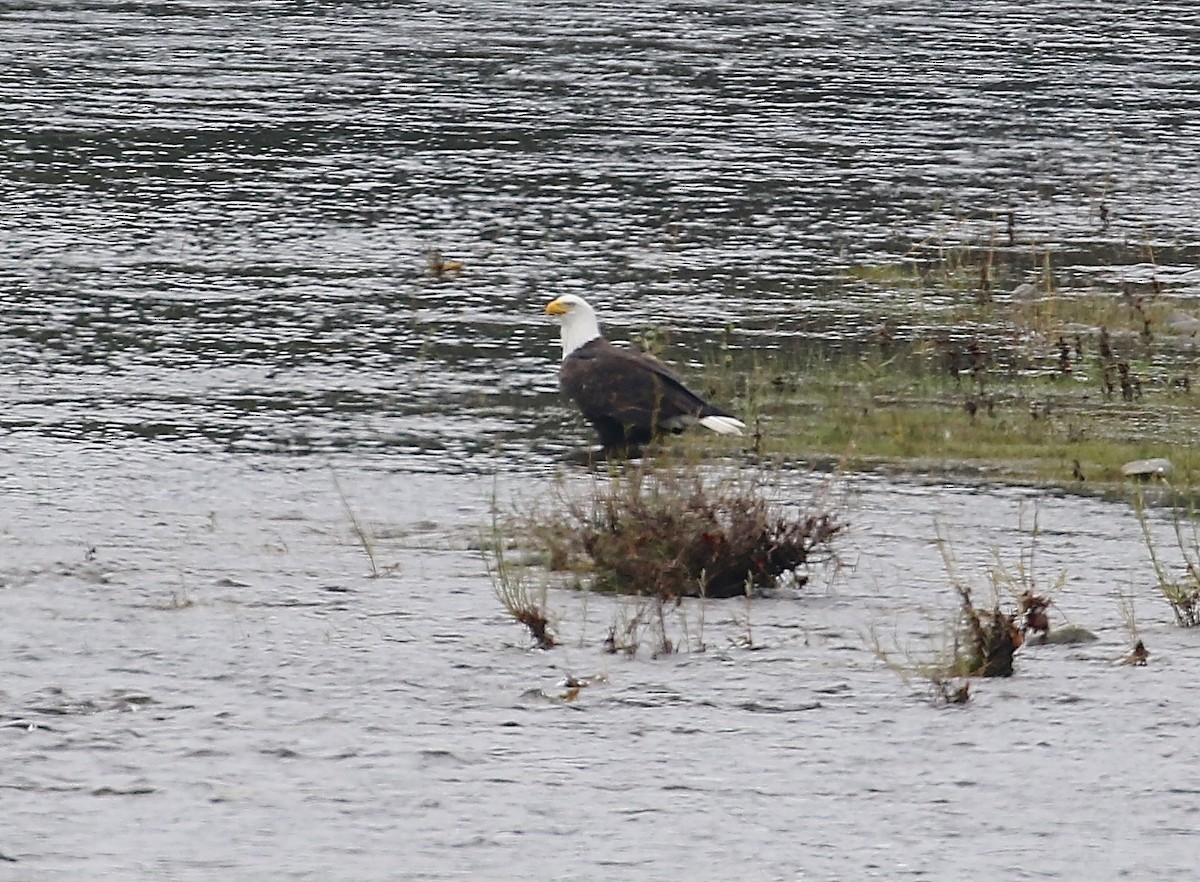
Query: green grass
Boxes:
[
  {"xmin": 755, "ymin": 374, "xmax": 1199, "ymax": 487},
  {"xmin": 679, "ymin": 245, "xmax": 1200, "ymax": 494}
]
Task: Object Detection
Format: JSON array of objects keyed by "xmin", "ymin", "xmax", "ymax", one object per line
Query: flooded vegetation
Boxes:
[
  {"xmin": 509, "ymin": 460, "xmax": 842, "ymax": 599},
  {"xmin": 718, "ymin": 239, "xmax": 1200, "ymax": 488},
  {"xmin": 3, "ymin": 1, "xmax": 1200, "ymax": 879}
]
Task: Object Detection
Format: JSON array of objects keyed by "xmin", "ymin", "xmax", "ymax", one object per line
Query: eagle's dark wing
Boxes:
[{"xmin": 559, "ymin": 338, "xmax": 733, "ymax": 448}]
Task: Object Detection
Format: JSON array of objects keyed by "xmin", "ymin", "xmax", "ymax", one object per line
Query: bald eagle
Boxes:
[{"xmin": 544, "ymin": 294, "xmax": 746, "ymax": 452}]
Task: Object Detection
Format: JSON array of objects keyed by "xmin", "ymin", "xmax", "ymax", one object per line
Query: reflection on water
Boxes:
[{"xmin": 3, "ymin": 3, "xmax": 1200, "ymax": 878}]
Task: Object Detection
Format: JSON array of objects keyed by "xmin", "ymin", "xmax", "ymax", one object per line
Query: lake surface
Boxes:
[{"xmin": 2, "ymin": 2, "xmax": 1200, "ymax": 879}]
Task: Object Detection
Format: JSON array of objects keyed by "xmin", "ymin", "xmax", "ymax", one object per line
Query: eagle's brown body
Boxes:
[{"xmin": 559, "ymin": 338, "xmax": 739, "ymax": 450}]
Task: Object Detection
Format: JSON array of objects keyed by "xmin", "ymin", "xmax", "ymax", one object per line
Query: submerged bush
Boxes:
[
  {"xmin": 551, "ymin": 462, "xmax": 842, "ymax": 598},
  {"xmin": 876, "ymin": 515, "xmax": 1066, "ymax": 697},
  {"xmin": 952, "ymin": 585, "xmax": 1023, "ymax": 678}
]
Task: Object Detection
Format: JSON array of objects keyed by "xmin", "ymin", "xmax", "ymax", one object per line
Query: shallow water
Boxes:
[
  {"xmin": 3, "ymin": 2, "xmax": 1200, "ymax": 879},
  {"xmin": 4, "ymin": 457, "xmax": 1196, "ymax": 879}
]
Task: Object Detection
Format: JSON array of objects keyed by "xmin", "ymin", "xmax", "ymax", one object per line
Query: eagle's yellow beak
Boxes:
[{"xmin": 545, "ymin": 299, "xmax": 569, "ymax": 316}]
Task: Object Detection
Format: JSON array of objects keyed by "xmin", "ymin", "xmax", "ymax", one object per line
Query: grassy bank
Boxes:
[
  {"xmin": 692, "ymin": 247, "xmax": 1200, "ymax": 493},
  {"xmin": 734, "ymin": 352, "xmax": 1198, "ymax": 488}
]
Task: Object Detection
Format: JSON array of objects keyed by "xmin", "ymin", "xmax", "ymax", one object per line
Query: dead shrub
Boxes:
[
  {"xmin": 936, "ymin": 511, "xmax": 1067, "ymax": 679},
  {"xmin": 552, "ymin": 462, "xmax": 842, "ymax": 598},
  {"xmin": 875, "ymin": 519, "xmax": 1063, "ymax": 704},
  {"xmin": 952, "ymin": 584, "xmax": 1023, "ymax": 678}
]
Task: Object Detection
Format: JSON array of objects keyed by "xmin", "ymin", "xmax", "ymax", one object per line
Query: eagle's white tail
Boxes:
[{"xmin": 699, "ymin": 415, "xmax": 746, "ymax": 436}]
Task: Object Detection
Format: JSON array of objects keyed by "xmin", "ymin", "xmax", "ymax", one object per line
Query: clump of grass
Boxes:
[
  {"xmin": 873, "ymin": 590, "xmax": 1020, "ymax": 707},
  {"xmin": 985, "ymin": 508, "xmax": 1062, "ymax": 640},
  {"xmin": 483, "ymin": 508, "xmax": 557, "ymax": 650},
  {"xmin": 1117, "ymin": 589, "xmax": 1150, "ymax": 665},
  {"xmin": 627, "ymin": 572, "xmax": 715, "ymax": 656},
  {"xmin": 550, "ymin": 460, "xmax": 842, "ymax": 599},
  {"xmin": 601, "ymin": 567, "xmax": 748, "ymax": 657},
  {"xmin": 331, "ymin": 469, "xmax": 400, "ymax": 578},
  {"xmin": 870, "ymin": 627, "xmax": 973, "ymax": 707},
  {"xmin": 152, "ymin": 576, "xmax": 196, "ymax": 611},
  {"xmin": 879, "ymin": 515, "xmax": 1065, "ymax": 703},
  {"xmin": 937, "ymin": 516, "xmax": 1066, "ymax": 677},
  {"xmin": 603, "ymin": 594, "xmax": 684, "ymax": 658},
  {"xmin": 1133, "ymin": 492, "xmax": 1200, "ymax": 627}
]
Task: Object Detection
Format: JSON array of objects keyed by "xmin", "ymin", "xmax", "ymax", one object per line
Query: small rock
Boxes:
[
  {"xmin": 1121, "ymin": 457, "xmax": 1173, "ymax": 479},
  {"xmin": 1029, "ymin": 624, "xmax": 1099, "ymax": 645},
  {"xmin": 1166, "ymin": 311, "xmax": 1200, "ymax": 336}
]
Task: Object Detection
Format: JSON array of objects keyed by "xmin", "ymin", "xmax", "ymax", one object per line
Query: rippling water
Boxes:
[
  {"xmin": 5, "ymin": 0, "xmax": 1200, "ymax": 466},
  {"xmin": 3, "ymin": 3, "xmax": 1200, "ymax": 879}
]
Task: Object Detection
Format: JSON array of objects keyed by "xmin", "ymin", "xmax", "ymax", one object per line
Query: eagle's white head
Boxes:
[{"xmin": 545, "ymin": 294, "xmax": 602, "ymax": 359}]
